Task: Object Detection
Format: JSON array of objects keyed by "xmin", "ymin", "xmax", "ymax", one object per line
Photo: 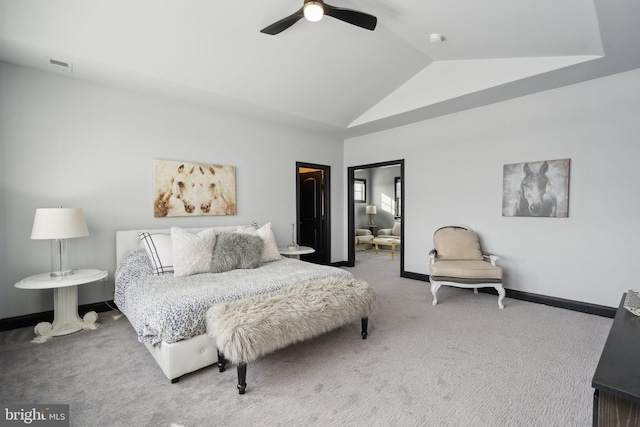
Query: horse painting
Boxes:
[
  {"xmin": 502, "ymin": 159, "xmax": 570, "ymax": 218},
  {"xmin": 153, "ymin": 159, "xmax": 237, "ymax": 217},
  {"xmin": 515, "ymin": 161, "xmax": 557, "ymax": 217}
]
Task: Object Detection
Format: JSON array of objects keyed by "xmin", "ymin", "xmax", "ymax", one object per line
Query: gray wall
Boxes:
[
  {"xmin": 369, "ymin": 166, "xmax": 400, "ymax": 231},
  {"xmin": 354, "ymin": 166, "xmax": 400, "ymax": 232},
  {"xmin": 345, "ymin": 67, "xmax": 640, "ymax": 308},
  {"xmin": 3, "ymin": 60, "xmax": 640, "ymax": 319},
  {"xmin": 0, "ymin": 62, "xmax": 345, "ymax": 319}
]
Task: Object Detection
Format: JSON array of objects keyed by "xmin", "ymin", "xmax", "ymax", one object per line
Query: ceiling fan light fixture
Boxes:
[{"xmin": 304, "ymin": 1, "xmax": 324, "ymax": 22}]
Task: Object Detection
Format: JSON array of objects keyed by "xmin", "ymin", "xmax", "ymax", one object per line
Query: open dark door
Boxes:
[{"xmin": 297, "ymin": 163, "xmax": 330, "ymax": 264}]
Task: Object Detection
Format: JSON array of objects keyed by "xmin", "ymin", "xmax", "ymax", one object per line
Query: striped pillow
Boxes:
[{"xmin": 138, "ymin": 232, "xmax": 173, "ymax": 275}]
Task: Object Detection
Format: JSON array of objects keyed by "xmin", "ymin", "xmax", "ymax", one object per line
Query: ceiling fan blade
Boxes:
[
  {"xmin": 260, "ymin": 8, "xmax": 305, "ymax": 35},
  {"xmin": 324, "ymin": 4, "xmax": 377, "ymax": 31}
]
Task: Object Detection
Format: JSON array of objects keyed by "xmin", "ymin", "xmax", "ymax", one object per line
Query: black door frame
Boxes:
[
  {"xmin": 347, "ymin": 159, "xmax": 405, "ymax": 275},
  {"xmin": 296, "ymin": 161, "xmax": 331, "ymax": 264}
]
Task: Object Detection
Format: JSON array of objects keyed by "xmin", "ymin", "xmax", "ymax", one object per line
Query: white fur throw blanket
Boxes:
[{"xmin": 205, "ymin": 277, "xmax": 376, "ymax": 364}]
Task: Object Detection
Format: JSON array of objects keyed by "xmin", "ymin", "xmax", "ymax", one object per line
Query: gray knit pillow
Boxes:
[{"xmin": 211, "ymin": 233, "xmax": 264, "ymax": 273}]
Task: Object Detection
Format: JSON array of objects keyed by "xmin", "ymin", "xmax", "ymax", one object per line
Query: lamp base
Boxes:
[{"xmin": 32, "ymin": 286, "xmax": 99, "ymax": 343}]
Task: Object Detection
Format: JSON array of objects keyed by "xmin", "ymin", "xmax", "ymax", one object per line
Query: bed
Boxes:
[{"xmin": 114, "ymin": 225, "xmax": 356, "ymax": 383}]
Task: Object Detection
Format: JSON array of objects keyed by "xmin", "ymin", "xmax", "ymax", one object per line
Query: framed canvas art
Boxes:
[
  {"xmin": 502, "ymin": 159, "xmax": 570, "ymax": 217},
  {"xmin": 153, "ymin": 159, "xmax": 237, "ymax": 217}
]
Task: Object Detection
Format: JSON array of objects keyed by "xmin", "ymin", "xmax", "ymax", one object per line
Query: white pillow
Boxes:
[
  {"xmin": 237, "ymin": 222, "xmax": 282, "ymax": 262},
  {"xmin": 171, "ymin": 227, "xmax": 217, "ymax": 277},
  {"xmin": 138, "ymin": 232, "xmax": 173, "ymax": 275}
]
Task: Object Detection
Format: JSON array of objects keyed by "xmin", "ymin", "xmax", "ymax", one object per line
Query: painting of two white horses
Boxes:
[
  {"xmin": 502, "ymin": 159, "xmax": 570, "ymax": 217},
  {"xmin": 153, "ymin": 159, "xmax": 237, "ymax": 217}
]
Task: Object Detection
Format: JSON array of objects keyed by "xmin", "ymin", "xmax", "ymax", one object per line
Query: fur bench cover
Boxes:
[{"xmin": 205, "ymin": 277, "xmax": 376, "ymax": 365}]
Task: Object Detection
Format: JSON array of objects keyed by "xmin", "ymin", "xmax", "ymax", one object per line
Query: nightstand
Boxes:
[
  {"xmin": 278, "ymin": 246, "xmax": 315, "ymax": 260},
  {"xmin": 15, "ymin": 269, "xmax": 108, "ymax": 343}
]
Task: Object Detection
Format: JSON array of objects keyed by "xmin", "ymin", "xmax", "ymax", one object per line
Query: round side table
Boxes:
[
  {"xmin": 15, "ymin": 269, "xmax": 108, "ymax": 343},
  {"xmin": 278, "ymin": 246, "xmax": 315, "ymax": 260}
]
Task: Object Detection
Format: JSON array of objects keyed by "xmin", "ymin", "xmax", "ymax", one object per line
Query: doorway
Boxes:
[
  {"xmin": 347, "ymin": 160, "xmax": 404, "ymax": 274},
  {"xmin": 296, "ymin": 162, "xmax": 330, "ymax": 264}
]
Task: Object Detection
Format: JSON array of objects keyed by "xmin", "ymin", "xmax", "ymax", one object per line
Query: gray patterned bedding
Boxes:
[{"xmin": 115, "ymin": 249, "xmax": 354, "ymax": 346}]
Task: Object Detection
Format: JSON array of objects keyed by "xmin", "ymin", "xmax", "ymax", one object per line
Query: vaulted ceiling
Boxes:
[{"xmin": 1, "ymin": 0, "xmax": 639, "ymax": 138}]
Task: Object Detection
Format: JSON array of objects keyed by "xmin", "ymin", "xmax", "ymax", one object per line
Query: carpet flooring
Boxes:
[{"xmin": 0, "ymin": 251, "xmax": 612, "ymax": 426}]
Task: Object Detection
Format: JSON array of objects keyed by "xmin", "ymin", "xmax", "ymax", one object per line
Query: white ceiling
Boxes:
[{"xmin": 1, "ymin": 0, "xmax": 638, "ymax": 138}]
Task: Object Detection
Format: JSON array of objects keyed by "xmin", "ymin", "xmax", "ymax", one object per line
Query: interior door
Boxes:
[{"xmin": 298, "ymin": 167, "xmax": 327, "ymax": 264}]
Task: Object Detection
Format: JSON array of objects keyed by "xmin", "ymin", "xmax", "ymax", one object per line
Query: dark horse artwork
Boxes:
[{"xmin": 514, "ymin": 161, "xmax": 557, "ymax": 217}]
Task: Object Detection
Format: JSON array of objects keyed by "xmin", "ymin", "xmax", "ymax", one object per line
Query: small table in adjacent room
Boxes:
[
  {"xmin": 368, "ymin": 238, "xmax": 399, "ymax": 260},
  {"xmin": 592, "ymin": 293, "xmax": 640, "ymax": 426},
  {"xmin": 278, "ymin": 246, "xmax": 315, "ymax": 260},
  {"xmin": 15, "ymin": 269, "xmax": 108, "ymax": 343}
]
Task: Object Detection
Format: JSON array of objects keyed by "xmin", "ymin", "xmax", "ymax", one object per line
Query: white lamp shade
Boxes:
[
  {"xmin": 366, "ymin": 205, "xmax": 377, "ymax": 215},
  {"xmin": 31, "ymin": 208, "xmax": 89, "ymax": 240}
]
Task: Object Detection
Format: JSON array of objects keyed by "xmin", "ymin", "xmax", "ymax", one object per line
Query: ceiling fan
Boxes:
[{"xmin": 260, "ymin": 0, "xmax": 377, "ymax": 35}]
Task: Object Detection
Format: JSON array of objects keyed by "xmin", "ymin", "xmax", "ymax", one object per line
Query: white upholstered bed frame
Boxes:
[{"xmin": 116, "ymin": 226, "xmax": 240, "ymax": 383}]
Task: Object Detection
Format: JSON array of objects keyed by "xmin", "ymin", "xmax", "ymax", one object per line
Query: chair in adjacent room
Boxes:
[
  {"xmin": 377, "ymin": 220, "xmax": 401, "ymax": 241},
  {"xmin": 428, "ymin": 225, "xmax": 505, "ymax": 309}
]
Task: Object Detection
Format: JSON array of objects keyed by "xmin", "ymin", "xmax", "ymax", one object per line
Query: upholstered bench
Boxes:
[{"xmin": 205, "ymin": 277, "xmax": 376, "ymax": 394}]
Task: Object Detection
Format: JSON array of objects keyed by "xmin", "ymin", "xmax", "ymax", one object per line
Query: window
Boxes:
[
  {"xmin": 395, "ymin": 177, "xmax": 402, "ymax": 217},
  {"xmin": 354, "ymin": 179, "xmax": 366, "ymax": 203}
]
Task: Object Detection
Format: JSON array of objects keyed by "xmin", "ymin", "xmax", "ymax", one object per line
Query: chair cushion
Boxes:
[
  {"xmin": 430, "ymin": 260, "xmax": 502, "ymax": 280},
  {"xmin": 434, "ymin": 227, "xmax": 483, "ymax": 260}
]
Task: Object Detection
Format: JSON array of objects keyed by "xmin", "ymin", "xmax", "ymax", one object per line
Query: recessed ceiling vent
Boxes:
[{"xmin": 48, "ymin": 59, "xmax": 73, "ymax": 73}]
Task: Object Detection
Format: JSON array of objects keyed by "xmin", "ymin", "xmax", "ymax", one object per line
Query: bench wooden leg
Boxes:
[
  {"xmin": 361, "ymin": 317, "xmax": 368, "ymax": 339},
  {"xmin": 217, "ymin": 350, "xmax": 227, "ymax": 372},
  {"xmin": 237, "ymin": 363, "xmax": 247, "ymax": 394}
]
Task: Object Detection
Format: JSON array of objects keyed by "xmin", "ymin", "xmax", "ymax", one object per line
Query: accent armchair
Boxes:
[
  {"xmin": 377, "ymin": 221, "xmax": 400, "ymax": 241},
  {"xmin": 428, "ymin": 225, "xmax": 505, "ymax": 309}
]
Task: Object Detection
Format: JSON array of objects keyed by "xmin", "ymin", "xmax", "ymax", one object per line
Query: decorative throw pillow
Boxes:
[
  {"xmin": 211, "ymin": 233, "xmax": 264, "ymax": 273},
  {"xmin": 171, "ymin": 227, "xmax": 217, "ymax": 278},
  {"xmin": 138, "ymin": 232, "xmax": 174, "ymax": 275},
  {"xmin": 237, "ymin": 222, "xmax": 282, "ymax": 262}
]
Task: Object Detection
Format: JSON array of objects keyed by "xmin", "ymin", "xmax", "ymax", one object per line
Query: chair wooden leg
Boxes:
[
  {"xmin": 430, "ymin": 281, "xmax": 440, "ymax": 306},
  {"xmin": 496, "ymin": 285, "xmax": 506, "ymax": 309}
]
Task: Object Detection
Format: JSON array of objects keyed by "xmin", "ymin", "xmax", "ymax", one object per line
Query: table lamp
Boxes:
[
  {"xmin": 366, "ymin": 205, "xmax": 377, "ymax": 226},
  {"xmin": 31, "ymin": 207, "xmax": 89, "ymax": 277}
]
